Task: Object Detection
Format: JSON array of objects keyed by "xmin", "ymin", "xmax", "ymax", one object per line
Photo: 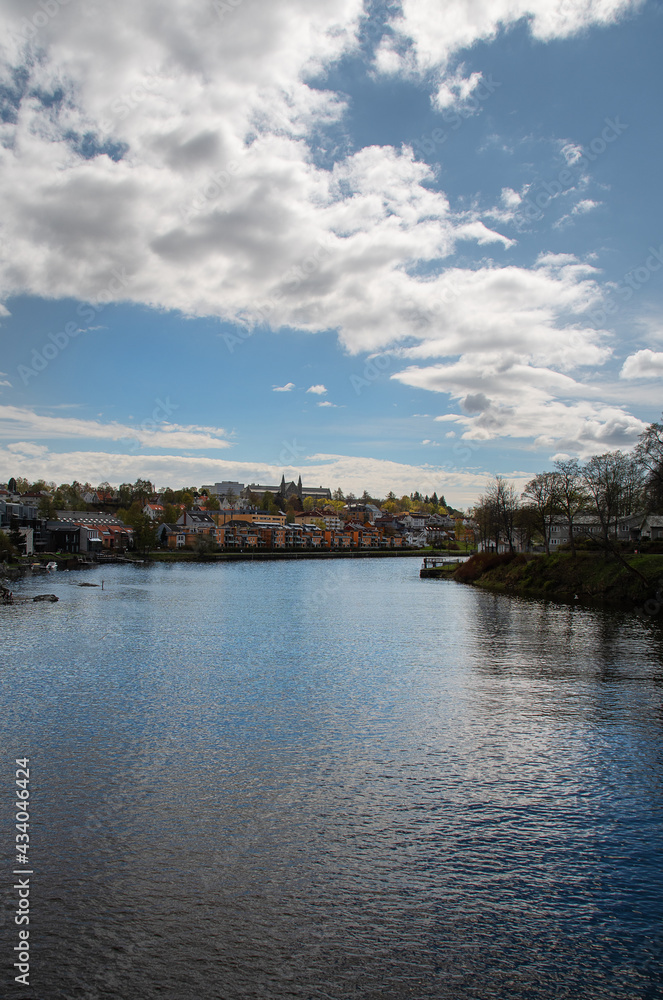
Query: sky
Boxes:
[{"xmin": 0, "ymin": 0, "xmax": 662, "ymax": 508}]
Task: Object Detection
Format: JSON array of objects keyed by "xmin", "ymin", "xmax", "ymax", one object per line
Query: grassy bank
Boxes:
[{"xmin": 452, "ymin": 551, "xmax": 663, "ymax": 606}]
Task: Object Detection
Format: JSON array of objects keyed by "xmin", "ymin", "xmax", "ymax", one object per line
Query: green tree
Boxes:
[
  {"xmin": 119, "ymin": 501, "xmax": 157, "ymax": 555},
  {"xmin": 161, "ymin": 503, "xmax": 180, "ymax": 525},
  {"xmin": 38, "ymin": 496, "xmax": 58, "ymax": 520},
  {"xmin": 0, "ymin": 530, "xmax": 19, "ymax": 560},
  {"xmin": 118, "ymin": 483, "xmax": 133, "ymax": 507}
]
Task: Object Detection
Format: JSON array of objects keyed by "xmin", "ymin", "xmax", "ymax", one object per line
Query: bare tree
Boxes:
[
  {"xmin": 481, "ymin": 476, "xmax": 520, "ymax": 552},
  {"xmin": 552, "ymin": 459, "xmax": 586, "ymax": 559},
  {"xmin": 581, "ymin": 451, "xmax": 647, "ymax": 583},
  {"xmin": 635, "ymin": 414, "xmax": 663, "ymax": 512},
  {"xmin": 582, "ymin": 451, "xmax": 643, "ymax": 546},
  {"xmin": 522, "ymin": 471, "xmax": 558, "ymax": 554}
]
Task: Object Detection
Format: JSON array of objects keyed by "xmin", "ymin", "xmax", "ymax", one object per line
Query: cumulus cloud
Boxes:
[
  {"xmin": 273, "ymin": 382, "xmax": 295, "ymax": 392},
  {"xmin": 393, "ymin": 354, "xmax": 647, "ymax": 457},
  {"xmin": 386, "ymin": 1, "xmax": 643, "ymax": 76},
  {"xmin": 0, "ymin": 0, "xmax": 648, "ymax": 464},
  {"xmin": 307, "ymin": 384, "xmax": 328, "ymax": 394},
  {"xmin": 620, "ymin": 349, "xmax": 663, "ymax": 379}
]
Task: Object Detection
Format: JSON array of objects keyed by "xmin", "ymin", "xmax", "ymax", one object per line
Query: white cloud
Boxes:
[
  {"xmin": 307, "ymin": 384, "xmax": 328, "ymax": 395},
  {"xmin": 386, "ymin": 1, "xmax": 643, "ymax": 76},
  {"xmin": 554, "ymin": 198, "xmax": 601, "ymax": 229},
  {"xmin": 317, "ymin": 400, "xmax": 338, "ymax": 407},
  {"xmin": 433, "ymin": 67, "xmax": 485, "ymax": 113},
  {"xmin": 0, "ymin": 405, "xmax": 231, "ymax": 450},
  {"xmin": 393, "ymin": 354, "xmax": 647, "ymax": 457},
  {"xmin": 0, "ymin": 0, "xmax": 648, "ymax": 466},
  {"xmin": 273, "ymin": 382, "xmax": 295, "ymax": 391},
  {"xmin": 620, "ymin": 349, "xmax": 663, "ymax": 379}
]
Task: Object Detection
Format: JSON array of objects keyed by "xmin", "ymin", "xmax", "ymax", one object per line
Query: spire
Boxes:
[{"xmin": 297, "ymin": 475, "xmax": 302, "ymax": 498}]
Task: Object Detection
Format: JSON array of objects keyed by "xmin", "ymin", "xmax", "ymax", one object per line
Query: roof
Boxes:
[{"xmin": 56, "ymin": 510, "xmax": 126, "ymax": 526}]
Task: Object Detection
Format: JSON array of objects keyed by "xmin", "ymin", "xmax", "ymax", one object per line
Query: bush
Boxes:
[{"xmin": 454, "ymin": 551, "xmax": 518, "ymax": 583}]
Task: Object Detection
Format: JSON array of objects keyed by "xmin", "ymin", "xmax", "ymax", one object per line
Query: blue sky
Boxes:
[{"xmin": 0, "ymin": 0, "xmax": 661, "ymax": 507}]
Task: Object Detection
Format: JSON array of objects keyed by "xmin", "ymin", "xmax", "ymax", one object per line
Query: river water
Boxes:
[{"xmin": 1, "ymin": 557, "xmax": 662, "ymax": 999}]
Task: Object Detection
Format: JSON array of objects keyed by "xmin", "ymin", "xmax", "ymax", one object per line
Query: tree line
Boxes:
[{"xmin": 473, "ymin": 414, "xmax": 663, "ymax": 558}]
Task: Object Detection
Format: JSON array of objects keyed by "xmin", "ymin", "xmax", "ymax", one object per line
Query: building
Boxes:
[
  {"xmin": 546, "ymin": 514, "xmax": 608, "ymax": 549},
  {"xmin": 211, "ymin": 509, "xmax": 286, "ymax": 527},
  {"xmin": 143, "ymin": 503, "xmax": 164, "ymax": 521},
  {"xmin": 201, "ymin": 481, "xmax": 245, "ymax": 500},
  {"xmin": 242, "ymin": 474, "xmax": 331, "ymax": 503},
  {"xmin": 52, "ymin": 511, "xmax": 133, "ymax": 551}
]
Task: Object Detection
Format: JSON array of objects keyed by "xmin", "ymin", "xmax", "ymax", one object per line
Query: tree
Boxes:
[
  {"xmin": 119, "ymin": 501, "xmax": 157, "ymax": 555},
  {"xmin": 361, "ymin": 490, "xmax": 372, "ymax": 503},
  {"xmin": 0, "ymin": 530, "xmax": 18, "ymax": 560},
  {"xmin": 582, "ymin": 451, "xmax": 644, "ymax": 546},
  {"xmin": 552, "ymin": 459, "xmax": 586, "ymax": 559},
  {"xmin": 581, "ymin": 451, "xmax": 647, "ymax": 583},
  {"xmin": 118, "ymin": 483, "xmax": 133, "ymax": 507},
  {"xmin": 522, "ymin": 471, "xmax": 558, "ymax": 555},
  {"xmin": 635, "ymin": 414, "xmax": 663, "ymax": 512},
  {"xmin": 132, "ymin": 479, "xmax": 154, "ymax": 504},
  {"xmin": 161, "ymin": 504, "xmax": 180, "ymax": 525},
  {"xmin": 303, "ymin": 496, "xmax": 316, "ymax": 512},
  {"xmin": 332, "ymin": 487, "xmax": 345, "ymax": 501},
  {"xmin": 38, "ymin": 496, "xmax": 58, "ymax": 520},
  {"xmin": 483, "ymin": 476, "xmax": 519, "ymax": 551},
  {"xmin": 205, "ymin": 494, "xmax": 221, "ymax": 511}
]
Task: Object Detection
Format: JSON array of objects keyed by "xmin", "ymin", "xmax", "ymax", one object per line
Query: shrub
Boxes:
[{"xmin": 454, "ymin": 551, "xmax": 518, "ymax": 582}]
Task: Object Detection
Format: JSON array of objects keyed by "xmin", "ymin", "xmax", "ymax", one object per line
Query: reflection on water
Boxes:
[{"xmin": 1, "ymin": 558, "xmax": 662, "ymax": 999}]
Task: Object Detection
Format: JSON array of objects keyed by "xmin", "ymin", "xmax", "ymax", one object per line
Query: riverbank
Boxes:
[
  {"xmin": 2, "ymin": 547, "xmax": 453, "ymax": 579},
  {"xmin": 448, "ymin": 551, "xmax": 663, "ymax": 607}
]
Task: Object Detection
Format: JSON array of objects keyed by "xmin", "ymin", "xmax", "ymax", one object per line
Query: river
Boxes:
[{"xmin": 1, "ymin": 557, "xmax": 662, "ymax": 999}]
